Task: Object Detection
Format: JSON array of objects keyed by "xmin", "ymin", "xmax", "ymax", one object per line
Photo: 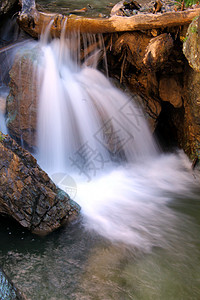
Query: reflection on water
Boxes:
[{"xmin": 36, "ymin": 0, "xmax": 121, "ymax": 17}]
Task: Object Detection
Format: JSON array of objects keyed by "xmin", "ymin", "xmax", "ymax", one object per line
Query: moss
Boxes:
[
  {"xmin": 57, "ymin": 188, "xmax": 81, "ymax": 212},
  {"xmin": 69, "ymin": 199, "xmax": 81, "ymax": 212},
  {"xmin": 0, "ymin": 131, "xmax": 5, "ymax": 142},
  {"xmin": 190, "ymin": 25, "xmax": 198, "ymax": 34}
]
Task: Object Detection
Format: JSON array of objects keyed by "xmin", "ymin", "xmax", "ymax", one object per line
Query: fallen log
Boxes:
[{"xmin": 18, "ymin": 6, "xmax": 200, "ymax": 37}]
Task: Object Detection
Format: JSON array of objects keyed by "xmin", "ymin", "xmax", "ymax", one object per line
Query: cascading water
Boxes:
[
  {"xmin": 37, "ymin": 39, "xmax": 157, "ymax": 173},
  {"xmin": 33, "ymin": 30, "xmax": 199, "ymax": 250},
  {"xmin": 0, "ymin": 88, "xmax": 7, "ymax": 134}
]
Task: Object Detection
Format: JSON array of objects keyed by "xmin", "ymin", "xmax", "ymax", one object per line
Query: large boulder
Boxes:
[
  {"xmin": 183, "ymin": 15, "xmax": 200, "ymax": 72},
  {"xmin": 182, "ymin": 66, "xmax": 200, "ymax": 159},
  {"xmin": 0, "ymin": 134, "xmax": 80, "ymax": 235},
  {"xmin": 181, "ymin": 15, "xmax": 200, "ymax": 159},
  {"xmin": 143, "ymin": 33, "xmax": 174, "ymax": 70}
]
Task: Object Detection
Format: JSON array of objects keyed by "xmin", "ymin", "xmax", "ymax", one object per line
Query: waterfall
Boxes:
[
  {"xmin": 37, "ymin": 33, "xmax": 157, "ymax": 175},
  {"xmin": 32, "ymin": 30, "xmax": 199, "ymax": 250}
]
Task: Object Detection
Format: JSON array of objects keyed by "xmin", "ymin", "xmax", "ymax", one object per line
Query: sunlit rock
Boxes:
[
  {"xmin": 129, "ymin": 74, "xmax": 161, "ymax": 131},
  {"xmin": 143, "ymin": 33, "xmax": 174, "ymax": 70},
  {"xmin": 183, "ymin": 15, "xmax": 200, "ymax": 72},
  {"xmin": 182, "ymin": 66, "xmax": 200, "ymax": 159},
  {"xmin": 113, "ymin": 32, "xmax": 151, "ymax": 70}
]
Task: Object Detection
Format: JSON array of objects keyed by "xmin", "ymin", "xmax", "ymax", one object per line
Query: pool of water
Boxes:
[
  {"xmin": 1, "ymin": 191, "xmax": 200, "ymax": 300},
  {"xmin": 36, "ymin": 0, "xmax": 121, "ymax": 17}
]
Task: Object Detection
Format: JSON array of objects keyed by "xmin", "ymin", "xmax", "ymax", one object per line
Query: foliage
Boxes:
[
  {"xmin": 0, "ymin": 131, "xmax": 5, "ymax": 142},
  {"xmin": 190, "ymin": 25, "xmax": 198, "ymax": 33},
  {"xmin": 176, "ymin": 0, "xmax": 198, "ymax": 7},
  {"xmin": 180, "ymin": 35, "xmax": 188, "ymax": 42}
]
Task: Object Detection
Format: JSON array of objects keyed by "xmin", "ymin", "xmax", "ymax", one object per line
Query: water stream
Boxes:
[{"xmin": 1, "ymin": 23, "xmax": 200, "ymax": 300}]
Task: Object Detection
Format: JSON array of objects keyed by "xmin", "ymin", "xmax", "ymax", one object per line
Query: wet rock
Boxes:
[
  {"xmin": 111, "ymin": 32, "xmax": 163, "ymax": 130},
  {"xmin": 128, "ymin": 73, "xmax": 161, "ymax": 131},
  {"xmin": 0, "ymin": 267, "xmax": 27, "ymax": 300},
  {"xmin": 159, "ymin": 76, "xmax": 182, "ymax": 108},
  {"xmin": 6, "ymin": 45, "xmax": 40, "ymax": 149},
  {"xmin": 143, "ymin": 33, "xmax": 174, "ymax": 70},
  {"xmin": 0, "ymin": 134, "xmax": 80, "ymax": 235},
  {"xmin": 0, "ymin": 97, "xmax": 6, "ymax": 114}
]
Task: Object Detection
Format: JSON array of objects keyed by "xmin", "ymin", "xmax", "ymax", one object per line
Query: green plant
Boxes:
[
  {"xmin": 0, "ymin": 131, "xmax": 5, "ymax": 142},
  {"xmin": 180, "ymin": 35, "xmax": 188, "ymax": 42},
  {"xmin": 190, "ymin": 25, "xmax": 198, "ymax": 33},
  {"xmin": 176, "ymin": 0, "xmax": 198, "ymax": 7}
]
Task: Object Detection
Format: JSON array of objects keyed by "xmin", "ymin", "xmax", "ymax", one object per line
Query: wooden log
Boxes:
[{"xmin": 18, "ymin": 7, "xmax": 200, "ymax": 37}]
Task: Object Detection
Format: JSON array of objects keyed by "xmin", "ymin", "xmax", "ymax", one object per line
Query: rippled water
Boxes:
[{"xmin": 1, "ymin": 194, "xmax": 200, "ymax": 300}]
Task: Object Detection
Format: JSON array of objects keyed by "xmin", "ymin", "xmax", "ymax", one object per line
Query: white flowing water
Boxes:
[
  {"xmin": 0, "ymin": 89, "xmax": 8, "ymax": 135},
  {"xmin": 36, "ymin": 34, "xmax": 199, "ymax": 251}
]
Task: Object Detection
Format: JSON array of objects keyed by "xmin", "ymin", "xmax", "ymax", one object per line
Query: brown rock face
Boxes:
[
  {"xmin": 159, "ymin": 76, "xmax": 182, "ymax": 108},
  {"xmin": 182, "ymin": 66, "xmax": 200, "ymax": 159},
  {"xmin": 181, "ymin": 16, "xmax": 200, "ymax": 159},
  {"xmin": 0, "ymin": 134, "xmax": 80, "ymax": 235},
  {"xmin": 129, "ymin": 74, "xmax": 161, "ymax": 131},
  {"xmin": 6, "ymin": 45, "xmax": 39, "ymax": 149},
  {"xmin": 183, "ymin": 15, "xmax": 200, "ymax": 72},
  {"xmin": 113, "ymin": 32, "xmax": 151, "ymax": 70},
  {"xmin": 143, "ymin": 33, "xmax": 174, "ymax": 70}
]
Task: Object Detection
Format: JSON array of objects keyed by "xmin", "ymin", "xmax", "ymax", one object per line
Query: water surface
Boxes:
[{"xmin": 36, "ymin": 0, "xmax": 121, "ymax": 17}]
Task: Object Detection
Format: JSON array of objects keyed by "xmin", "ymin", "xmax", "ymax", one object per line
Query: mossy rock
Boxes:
[{"xmin": 183, "ymin": 15, "xmax": 200, "ymax": 72}]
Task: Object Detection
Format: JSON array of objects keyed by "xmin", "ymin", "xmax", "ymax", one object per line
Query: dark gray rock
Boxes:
[
  {"xmin": 0, "ymin": 267, "xmax": 27, "ymax": 299},
  {"xmin": 0, "ymin": 0, "xmax": 19, "ymax": 16}
]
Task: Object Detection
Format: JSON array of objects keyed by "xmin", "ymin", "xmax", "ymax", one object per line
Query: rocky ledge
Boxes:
[{"xmin": 0, "ymin": 134, "xmax": 80, "ymax": 235}]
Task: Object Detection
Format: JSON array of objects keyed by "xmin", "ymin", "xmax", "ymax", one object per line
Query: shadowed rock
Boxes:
[
  {"xmin": 159, "ymin": 76, "xmax": 182, "ymax": 108},
  {"xmin": 0, "ymin": 0, "xmax": 19, "ymax": 16}
]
